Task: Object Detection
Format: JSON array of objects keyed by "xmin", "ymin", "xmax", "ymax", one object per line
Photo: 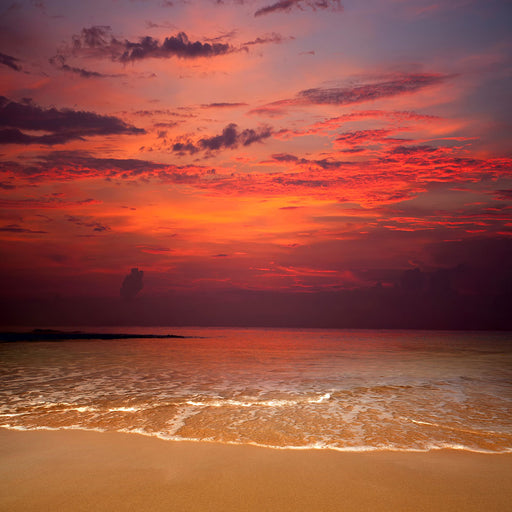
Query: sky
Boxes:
[{"xmin": 1, "ymin": 0, "xmax": 511, "ymax": 328}]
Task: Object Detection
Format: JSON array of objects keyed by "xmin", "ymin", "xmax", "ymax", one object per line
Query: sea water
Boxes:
[{"xmin": 1, "ymin": 327, "xmax": 511, "ymax": 452}]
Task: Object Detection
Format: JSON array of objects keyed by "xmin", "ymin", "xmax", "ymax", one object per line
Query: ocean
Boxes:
[{"xmin": 1, "ymin": 327, "xmax": 511, "ymax": 453}]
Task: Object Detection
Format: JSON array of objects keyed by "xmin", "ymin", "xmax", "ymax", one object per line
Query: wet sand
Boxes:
[{"xmin": 0, "ymin": 429, "xmax": 511, "ymax": 512}]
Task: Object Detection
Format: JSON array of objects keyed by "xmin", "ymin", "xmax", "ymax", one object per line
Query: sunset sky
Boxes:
[{"xmin": 1, "ymin": 0, "xmax": 511, "ymax": 327}]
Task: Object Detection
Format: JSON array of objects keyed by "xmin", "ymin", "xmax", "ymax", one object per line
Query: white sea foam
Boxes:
[
  {"xmin": 307, "ymin": 392, "xmax": 331, "ymax": 403},
  {"xmin": 107, "ymin": 406, "xmax": 142, "ymax": 413},
  {"xmin": 2, "ymin": 403, "xmax": 145, "ymax": 415},
  {"xmin": 0, "ymin": 424, "xmax": 104, "ymax": 433},
  {"xmin": 186, "ymin": 392, "xmax": 331, "ymax": 408},
  {"xmin": 73, "ymin": 406, "xmax": 98, "ymax": 413},
  {"xmin": 401, "ymin": 417, "xmax": 510, "ymax": 436},
  {"xmin": 185, "ymin": 398, "xmax": 298, "ymax": 407},
  {"xmin": 32, "ymin": 403, "xmax": 100, "ymax": 413},
  {"xmin": 165, "ymin": 406, "xmax": 200, "ymax": 435}
]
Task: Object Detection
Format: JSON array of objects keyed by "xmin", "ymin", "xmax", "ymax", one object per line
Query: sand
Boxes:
[{"xmin": 0, "ymin": 429, "xmax": 511, "ymax": 512}]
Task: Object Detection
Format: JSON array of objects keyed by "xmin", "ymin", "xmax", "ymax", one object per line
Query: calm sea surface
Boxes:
[{"xmin": 1, "ymin": 327, "xmax": 511, "ymax": 452}]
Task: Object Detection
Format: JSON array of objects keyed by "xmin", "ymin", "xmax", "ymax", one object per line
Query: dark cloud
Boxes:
[
  {"xmin": 203, "ymin": 29, "xmax": 238, "ymax": 44},
  {"xmin": 66, "ymin": 215, "xmax": 110, "ymax": 232},
  {"xmin": 120, "ymin": 268, "xmax": 144, "ymax": 300},
  {"xmin": 49, "ymin": 54, "xmax": 118, "ymax": 78},
  {"xmin": 73, "ymin": 25, "xmax": 113, "ymax": 50},
  {"xmin": 0, "ymin": 51, "xmax": 22, "ymax": 71},
  {"xmin": 154, "ymin": 121, "xmax": 180, "ymax": 128},
  {"xmin": 254, "ymin": 0, "xmax": 342, "ymax": 17},
  {"xmin": 131, "ymin": 108, "xmax": 192, "ymax": 118},
  {"xmin": 271, "ymin": 153, "xmax": 300, "ymax": 162},
  {"xmin": 339, "ymin": 148, "xmax": 365, "ymax": 154},
  {"xmin": 69, "ymin": 26, "xmax": 234, "ymax": 62},
  {"xmin": 268, "ymin": 152, "xmax": 350, "ymax": 169},
  {"xmin": 0, "ymin": 96, "xmax": 144, "ymax": 145},
  {"xmin": 145, "ymin": 20, "xmax": 176, "ymax": 30},
  {"xmin": 0, "ymin": 224, "xmax": 47, "ymax": 234},
  {"xmin": 173, "ymin": 123, "xmax": 273, "ymax": 154},
  {"xmin": 242, "ymin": 33, "xmax": 290, "ymax": 46},
  {"xmin": 391, "ymin": 145, "xmax": 439, "ymax": 155},
  {"xmin": 0, "ymin": 181, "xmax": 15, "ymax": 190},
  {"xmin": 493, "ymin": 189, "xmax": 512, "ymax": 200},
  {"xmin": 120, "ymin": 32, "xmax": 233, "ymax": 62},
  {"xmin": 67, "ymin": 26, "xmax": 290, "ymax": 63},
  {"xmin": 172, "ymin": 141, "xmax": 201, "ymax": 154}
]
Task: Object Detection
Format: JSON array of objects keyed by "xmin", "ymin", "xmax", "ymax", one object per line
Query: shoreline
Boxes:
[
  {"xmin": 1, "ymin": 429, "xmax": 511, "ymax": 511},
  {"xmin": 1, "ymin": 425, "xmax": 511, "ymax": 455}
]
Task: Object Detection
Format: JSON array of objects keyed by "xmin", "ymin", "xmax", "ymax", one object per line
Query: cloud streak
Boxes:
[
  {"xmin": 0, "ymin": 224, "xmax": 47, "ymax": 234},
  {"xmin": 0, "ymin": 151, "xmax": 215, "ymax": 182},
  {"xmin": 0, "ymin": 52, "xmax": 22, "ymax": 71},
  {"xmin": 242, "ymin": 33, "xmax": 291, "ymax": 46},
  {"xmin": 66, "ymin": 215, "xmax": 110, "ymax": 232},
  {"xmin": 49, "ymin": 55, "xmax": 118, "ymax": 78},
  {"xmin": 251, "ymin": 74, "xmax": 449, "ymax": 115},
  {"xmin": 254, "ymin": 0, "xmax": 342, "ymax": 17},
  {"xmin": 298, "ymin": 74, "xmax": 447, "ymax": 105},
  {"xmin": 200, "ymin": 102, "xmax": 248, "ymax": 109}
]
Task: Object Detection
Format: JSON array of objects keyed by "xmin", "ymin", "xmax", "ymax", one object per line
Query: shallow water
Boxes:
[{"xmin": 1, "ymin": 327, "xmax": 511, "ymax": 452}]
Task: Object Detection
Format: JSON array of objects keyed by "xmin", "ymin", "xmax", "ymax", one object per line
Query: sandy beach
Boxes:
[{"xmin": 1, "ymin": 429, "xmax": 511, "ymax": 512}]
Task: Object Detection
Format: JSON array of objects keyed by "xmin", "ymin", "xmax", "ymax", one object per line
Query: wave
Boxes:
[
  {"xmin": 0, "ymin": 393, "xmax": 332, "ymax": 416},
  {"xmin": 0, "ymin": 403, "xmax": 149, "ymax": 415},
  {"xmin": 401, "ymin": 417, "xmax": 511, "ymax": 436}
]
